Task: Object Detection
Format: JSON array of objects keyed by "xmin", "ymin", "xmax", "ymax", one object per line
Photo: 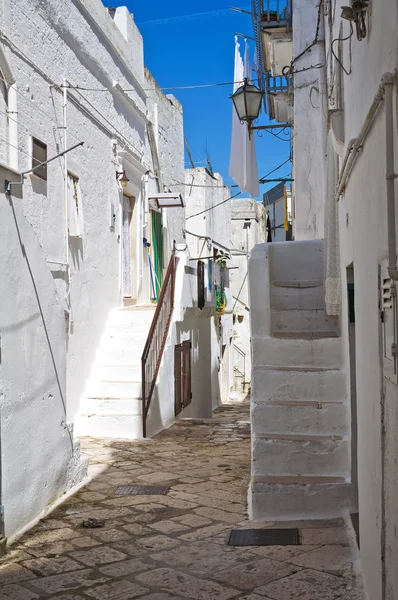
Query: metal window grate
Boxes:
[
  {"xmin": 228, "ymin": 528, "xmax": 301, "ymax": 546},
  {"xmin": 115, "ymin": 485, "xmax": 170, "ymax": 496}
]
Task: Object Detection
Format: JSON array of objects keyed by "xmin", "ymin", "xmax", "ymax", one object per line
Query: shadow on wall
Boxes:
[
  {"xmin": 6, "ymin": 194, "xmax": 73, "ymax": 451},
  {"xmin": 144, "ymin": 314, "xmax": 223, "ymax": 438}
]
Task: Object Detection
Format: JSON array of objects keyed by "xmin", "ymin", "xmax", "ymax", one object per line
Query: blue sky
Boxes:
[{"xmin": 103, "ymin": 1, "xmax": 291, "ymax": 198}]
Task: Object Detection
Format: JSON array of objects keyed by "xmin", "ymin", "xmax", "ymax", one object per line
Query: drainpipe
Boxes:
[
  {"xmin": 383, "ymin": 74, "xmax": 398, "ymax": 280},
  {"xmin": 336, "ymin": 77, "xmax": 387, "ymax": 202},
  {"xmin": 8, "ymin": 84, "xmax": 18, "ymax": 171},
  {"xmin": 62, "ymin": 79, "xmax": 71, "ymax": 303}
]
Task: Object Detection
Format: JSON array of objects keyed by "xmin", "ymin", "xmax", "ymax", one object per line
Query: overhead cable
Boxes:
[{"xmin": 185, "ymin": 191, "xmax": 242, "ymax": 220}]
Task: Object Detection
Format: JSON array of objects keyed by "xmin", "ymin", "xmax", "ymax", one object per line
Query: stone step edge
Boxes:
[
  {"xmin": 272, "ymin": 280, "xmax": 323, "ymax": 289},
  {"xmin": 252, "ymin": 475, "xmax": 347, "ymax": 485},
  {"xmin": 254, "ymin": 433, "xmax": 345, "ymax": 442},
  {"xmin": 253, "ymin": 365, "xmax": 342, "ymax": 373},
  {"xmin": 85, "ymin": 396, "xmax": 142, "ymax": 401},
  {"xmin": 253, "ymin": 400, "xmax": 345, "ymax": 407},
  {"xmin": 80, "ymin": 411, "xmax": 142, "ymax": 418},
  {"xmin": 89, "ymin": 379, "xmax": 142, "ymax": 385},
  {"xmin": 272, "ymin": 332, "xmax": 339, "ymax": 339}
]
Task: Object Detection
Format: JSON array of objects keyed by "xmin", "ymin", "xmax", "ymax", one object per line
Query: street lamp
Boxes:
[
  {"xmin": 231, "ymin": 78, "xmax": 264, "ymax": 138},
  {"xmin": 116, "ymin": 170, "xmax": 129, "ymax": 189}
]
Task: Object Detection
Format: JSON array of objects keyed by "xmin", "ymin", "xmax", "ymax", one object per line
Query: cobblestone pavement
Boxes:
[{"xmin": 0, "ymin": 398, "xmax": 364, "ymax": 599}]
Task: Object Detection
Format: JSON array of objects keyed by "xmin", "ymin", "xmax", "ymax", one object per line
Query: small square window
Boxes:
[{"xmin": 32, "ymin": 137, "xmax": 47, "ymax": 180}]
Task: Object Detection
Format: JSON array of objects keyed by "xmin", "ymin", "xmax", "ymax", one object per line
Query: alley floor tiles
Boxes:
[{"xmin": 0, "ymin": 399, "xmax": 364, "ymax": 599}]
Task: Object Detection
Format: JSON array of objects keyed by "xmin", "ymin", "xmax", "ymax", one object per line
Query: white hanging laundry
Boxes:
[
  {"xmin": 68, "ymin": 173, "xmax": 84, "ymax": 237},
  {"xmin": 229, "ymin": 37, "xmax": 260, "ymax": 198}
]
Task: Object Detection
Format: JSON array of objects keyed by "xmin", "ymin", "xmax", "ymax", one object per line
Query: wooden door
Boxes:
[{"xmin": 174, "ymin": 340, "xmax": 192, "ymax": 416}]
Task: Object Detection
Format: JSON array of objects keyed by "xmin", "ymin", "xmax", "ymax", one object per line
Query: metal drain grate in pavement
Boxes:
[
  {"xmin": 228, "ymin": 528, "xmax": 301, "ymax": 546},
  {"xmin": 115, "ymin": 485, "xmax": 170, "ymax": 496}
]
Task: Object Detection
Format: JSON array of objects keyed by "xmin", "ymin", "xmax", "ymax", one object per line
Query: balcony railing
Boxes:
[
  {"xmin": 260, "ymin": 0, "xmax": 292, "ymax": 28},
  {"xmin": 264, "ymin": 74, "xmax": 290, "ymax": 117},
  {"xmin": 252, "ymin": 0, "xmax": 292, "ymax": 116}
]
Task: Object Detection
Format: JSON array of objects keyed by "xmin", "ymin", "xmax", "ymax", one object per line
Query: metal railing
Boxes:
[
  {"xmin": 141, "ymin": 249, "xmax": 176, "ymax": 438},
  {"xmin": 261, "ymin": 0, "xmax": 292, "ymax": 27},
  {"xmin": 233, "ymin": 344, "xmax": 247, "ymax": 390},
  {"xmin": 252, "ymin": 0, "xmax": 292, "ymax": 116}
]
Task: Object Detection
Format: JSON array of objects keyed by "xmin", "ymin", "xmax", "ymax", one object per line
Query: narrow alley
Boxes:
[{"xmin": 0, "ymin": 399, "xmax": 363, "ymax": 600}]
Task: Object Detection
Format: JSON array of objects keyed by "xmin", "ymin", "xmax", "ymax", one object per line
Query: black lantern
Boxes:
[
  {"xmin": 231, "ymin": 78, "xmax": 263, "ymax": 136},
  {"xmin": 116, "ymin": 170, "xmax": 129, "ymax": 189}
]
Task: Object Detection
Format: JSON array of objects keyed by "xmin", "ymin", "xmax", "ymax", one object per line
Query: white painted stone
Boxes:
[
  {"xmin": 251, "ymin": 402, "xmax": 347, "ymax": 437},
  {"xmin": 81, "ymin": 397, "xmax": 142, "ymax": 416},
  {"xmin": 270, "ymin": 283, "xmax": 325, "ymax": 311},
  {"xmin": 252, "ymin": 367, "xmax": 346, "ymax": 403},
  {"xmin": 251, "ymin": 336, "xmax": 342, "ymax": 369},
  {"xmin": 249, "ymin": 480, "xmax": 351, "ymax": 521},
  {"xmin": 252, "ymin": 436, "xmax": 349, "ymax": 478},
  {"xmin": 271, "ymin": 309, "xmax": 339, "ymax": 335},
  {"xmin": 79, "ymin": 414, "xmax": 143, "ymax": 440},
  {"xmin": 87, "ymin": 381, "xmax": 142, "ymax": 399}
]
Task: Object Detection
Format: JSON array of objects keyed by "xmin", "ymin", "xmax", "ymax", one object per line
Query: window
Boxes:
[
  {"xmin": 32, "ymin": 137, "xmax": 47, "ymax": 180},
  {"xmin": 67, "ymin": 172, "xmax": 84, "ymax": 237}
]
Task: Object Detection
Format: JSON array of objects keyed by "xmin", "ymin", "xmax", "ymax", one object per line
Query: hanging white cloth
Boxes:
[
  {"xmin": 67, "ymin": 174, "xmax": 84, "ymax": 237},
  {"xmin": 325, "ymin": 135, "xmax": 341, "ymax": 315},
  {"xmin": 228, "ymin": 37, "xmax": 259, "ymax": 198}
]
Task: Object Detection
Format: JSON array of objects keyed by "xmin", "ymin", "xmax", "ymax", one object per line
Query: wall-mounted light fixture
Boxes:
[
  {"xmin": 230, "ymin": 78, "xmax": 264, "ymax": 138},
  {"xmin": 149, "ymin": 192, "xmax": 185, "ymax": 208},
  {"xmin": 116, "ymin": 170, "xmax": 129, "ymax": 189},
  {"xmin": 341, "ymin": 1, "xmax": 369, "ymax": 40}
]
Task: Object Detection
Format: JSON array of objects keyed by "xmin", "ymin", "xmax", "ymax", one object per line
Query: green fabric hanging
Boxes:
[{"xmin": 151, "ymin": 210, "xmax": 163, "ymax": 299}]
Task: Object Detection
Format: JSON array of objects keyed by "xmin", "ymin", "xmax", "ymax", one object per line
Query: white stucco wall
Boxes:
[
  {"xmin": 292, "ymin": 0, "xmax": 327, "ymax": 240},
  {"xmin": 231, "ymin": 199, "xmax": 266, "ymax": 388},
  {"xmin": 324, "ymin": 2, "xmax": 398, "ymax": 598},
  {"xmin": 0, "ymin": 0, "xmax": 187, "ymax": 540},
  {"xmin": 0, "ymin": 165, "xmax": 87, "ymax": 542}
]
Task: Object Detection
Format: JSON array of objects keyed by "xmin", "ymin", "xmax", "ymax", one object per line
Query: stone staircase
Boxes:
[
  {"xmin": 249, "ymin": 240, "xmax": 352, "ymax": 520},
  {"xmin": 76, "ymin": 306, "xmax": 155, "ymax": 440}
]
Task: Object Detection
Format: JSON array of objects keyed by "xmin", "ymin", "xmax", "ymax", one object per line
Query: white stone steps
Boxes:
[
  {"xmin": 272, "ymin": 280, "xmax": 324, "ymax": 288},
  {"xmin": 82, "ymin": 397, "xmax": 142, "ymax": 415},
  {"xmin": 272, "ymin": 309, "xmax": 339, "ymax": 336},
  {"xmin": 249, "ymin": 478, "xmax": 351, "ymax": 521},
  {"xmin": 77, "ymin": 306, "xmax": 153, "ymax": 440},
  {"xmin": 251, "ymin": 401, "xmax": 346, "ymax": 437},
  {"xmin": 252, "ymin": 366, "xmax": 346, "ymax": 403},
  {"xmin": 96, "ymin": 351, "xmax": 143, "ymax": 366},
  {"xmin": 251, "ymin": 336, "xmax": 342, "ymax": 369},
  {"xmin": 253, "ymin": 475, "xmax": 346, "ymax": 484},
  {"xmin": 273, "ymin": 331, "xmax": 339, "ymax": 339},
  {"xmin": 77, "ymin": 413, "xmax": 143, "ymax": 440},
  {"xmin": 252, "ymin": 434, "xmax": 349, "ymax": 478},
  {"xmin": 86, "ymin": 380, "xmax": 141, "ymax": 399},
  {"xmin": 99, "ymin": 365, "xmax": 142, "ymax": 381}
]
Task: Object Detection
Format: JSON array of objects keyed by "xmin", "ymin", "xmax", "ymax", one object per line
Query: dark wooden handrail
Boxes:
[{"xmin": 141, "ymin": 249, "xmax": 176, "ymax": 438}]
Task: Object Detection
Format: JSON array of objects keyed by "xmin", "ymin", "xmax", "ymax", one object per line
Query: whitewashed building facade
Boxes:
[
  {"xmin": 0, "ymin": 0, "xmax": 233, "ymax": 547},
  {"xmin": 230, "ymin": 198, "xmax": 266, "ymax": 392},
  {"xmin": 248, "ymin": 1, "xmax": 398, "ymax": 599}
]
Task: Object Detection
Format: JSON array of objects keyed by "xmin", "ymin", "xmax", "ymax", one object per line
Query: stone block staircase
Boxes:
[
  {"xmin": 249, "ymin": 240, "xmax": 352, "ymax": 520},
  {"xmin": 76, "ymin": 306, "xmax": 155, "ymax": 440}
]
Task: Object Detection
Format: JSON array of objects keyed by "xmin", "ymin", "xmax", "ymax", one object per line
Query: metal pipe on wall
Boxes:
[{"xmin": 383, "ymin": 74, "xmax": 398, "ymax": 280}]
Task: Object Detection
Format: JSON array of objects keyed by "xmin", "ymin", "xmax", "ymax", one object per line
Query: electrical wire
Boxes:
[
  {"xmin": 331, "ymin": 24, "xmax": 354, "ymax": 77},
  {"xmin": 259, "ymin": 157, "xmax": 291, "ymax": 181},
  {"xmin": 0, "ymin": 133, "xmax": 34, "ymax": 159},
  {"xmin": 63, "ymin": 79, "xmax": 259, "ymax": 93},
  {"xmin": 282, "ymin": 2, "xmax": 322, "ymax": 77},
  {"xmin": 0, "ymin": 72, "xmax": 83, "ymax": 146},
  {"xmin": 185, "ymin": 191, "xmax": 242, "ymax": 220}
]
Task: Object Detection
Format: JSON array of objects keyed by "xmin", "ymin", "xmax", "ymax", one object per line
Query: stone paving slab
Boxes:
[{"xmin": 0, "ymin": 399, "xmax": 365, "ymax": 599}]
